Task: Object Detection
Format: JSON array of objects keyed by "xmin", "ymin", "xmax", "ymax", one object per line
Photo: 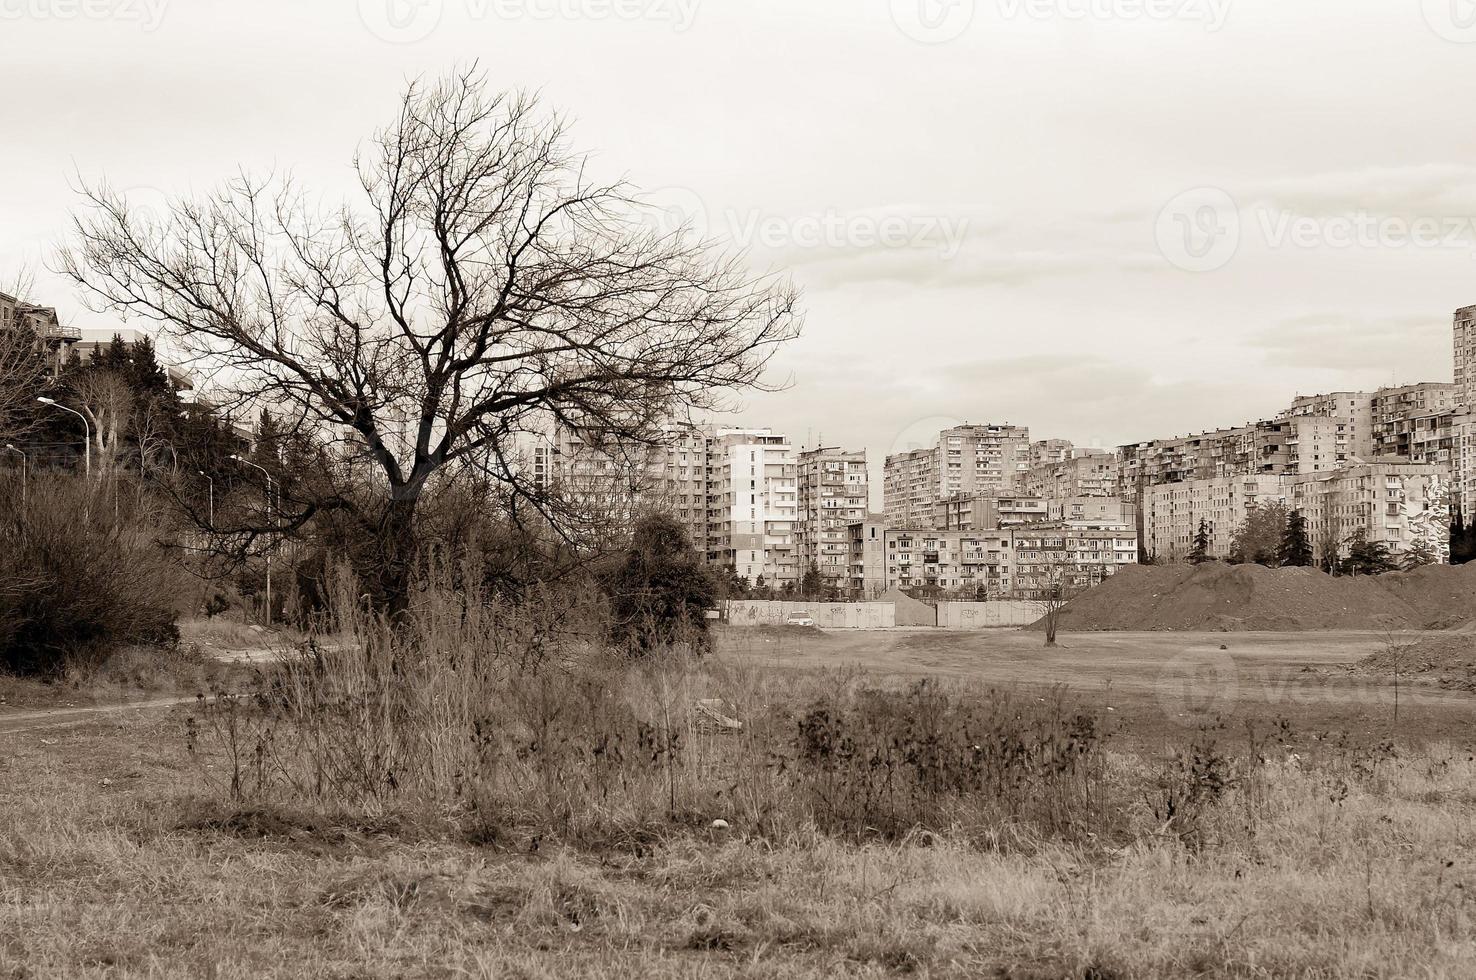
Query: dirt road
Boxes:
[{"xmin": 0, "ymin": 696, "xmax": 196, "ymax": 735}]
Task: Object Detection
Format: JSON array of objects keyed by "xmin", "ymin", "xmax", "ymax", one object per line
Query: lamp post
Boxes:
[
  {"xmin": 3, "ymin": 445, "xmax": 25, "ymax": 508},
  {"xmin": 231, "ymin": 454, "xmax": 274, "ymax": 626},
  {"xmin": 198, "ymin": 470, "xmax": 214, "ymax": 527},
  {"xmin": 36, "ymin": 397, "xmax": 89, "ymax": 479}
]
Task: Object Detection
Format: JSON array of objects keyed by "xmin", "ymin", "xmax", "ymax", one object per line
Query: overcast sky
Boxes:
[{"xmin": 7, "ymin": 0, "xmax": 1476, "ymax": 476}]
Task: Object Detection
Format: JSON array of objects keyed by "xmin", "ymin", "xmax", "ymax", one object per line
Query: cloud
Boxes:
[{"xmin": 1251, "ymin": 312, "xmax": 1451, "ymax": 375}]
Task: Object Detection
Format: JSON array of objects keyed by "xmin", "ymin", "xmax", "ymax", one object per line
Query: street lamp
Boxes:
[
  {"xmin": 36, "ymin": 397, "xmax": 90, "ymax": 479},
  {"xmin": 3, "ymin": 445, "xmax": 25, "ymax": 508},
  {"xmin": 198, "ymin": 470, "xmax": 214, "ymax": 527},
  {"xmin": 231, "ymin": 454, "xmax": 274, "ymax": 626}
]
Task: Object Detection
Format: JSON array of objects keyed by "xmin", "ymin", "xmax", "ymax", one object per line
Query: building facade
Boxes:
[
  {"xmin": 1142, "ymin": 463, "xmax": 1449, "ymax": 566},
  {"xmin": 1024, "ymin": 452, "xmax": 1119, "ymax": 499},
  {"xmin": 848, "ymin": 523, "xmax": 1136, "ymax": 600},
  {"xmin": 704, "ymin": 427, "xmax": 799, "ymax": 589},
  {"xmin": 883, "ymin": 423, "xmax": 1031, "ymax": 529},
  {"xmin": 795, "ymin": 447, "xmax": 869, "ymax": 590}
]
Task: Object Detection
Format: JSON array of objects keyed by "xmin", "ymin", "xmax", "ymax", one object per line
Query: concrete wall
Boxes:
[
  {"xmin": 883, "ymin": 587, "xmax": 938, "ymax": 627},
  {"xmin": 721, "ymin": 599, "xmax": 1040, "ymax": 630},
  {"xmin": 722, "ymin": 600, "xmax": 896, "ymax": 629},
  {"xmin": 936, "ymin": 601, "xmax": 1040, "ymax": 629}
]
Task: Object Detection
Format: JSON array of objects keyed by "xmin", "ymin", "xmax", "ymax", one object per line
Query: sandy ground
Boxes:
[{"xmin": 716, "ymin": 626, "xmax": 1476, "ymax": 749}]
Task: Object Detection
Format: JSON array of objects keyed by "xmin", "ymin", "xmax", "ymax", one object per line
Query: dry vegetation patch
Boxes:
[{"xmin": 3, "ymin": 690, "xmax": 1476, "ymax": 978}]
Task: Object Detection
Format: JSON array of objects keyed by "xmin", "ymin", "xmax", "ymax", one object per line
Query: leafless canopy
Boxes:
[{"xmin": 61, "ymin": 68, "xmax": 801, "ymax": 558}]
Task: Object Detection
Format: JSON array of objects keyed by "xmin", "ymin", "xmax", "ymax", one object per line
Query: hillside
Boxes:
[{"xmin": 1050, "ymin": 561, "xmax": 1476, "ymax": 632}]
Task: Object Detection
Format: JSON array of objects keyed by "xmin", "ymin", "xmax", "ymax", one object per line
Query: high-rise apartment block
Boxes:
[
  {"xmin": 1119, "ymin": 416, "xmax": 1345, "ymax": 501},
  {"xmin": 534, "ymin": 422, "xmax": 800, "ymax": 587},
  {"xmin": 795, "ymin": 447, "xmax": 869, "ymax": 590},
  {"xmin": 1280, "ymin": 391, "xmax": 1374, "ymax": 462},
  {"xmin": 1454, "ymin": 306, "xmax": 1476, "ymax": 410},
  {"xmin": 883, "ymin": 423, "xmax": 1030, "ymax": 527},
  {"xmin": 1024, "ymin": 453, "xmax": 1119, "ymax": 499},
  {"xmin": 703, "ymin": 428, "xmax": 798, "ymax": 588}
]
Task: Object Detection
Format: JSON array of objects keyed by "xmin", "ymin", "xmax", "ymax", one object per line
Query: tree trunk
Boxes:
[{"xmin": 376, "ymin": 491, "xmax": 422, "ymax": 620}]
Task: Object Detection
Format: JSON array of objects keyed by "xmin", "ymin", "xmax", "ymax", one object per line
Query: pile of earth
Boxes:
[
  {"xmin": 1351, "ymin": 635, "xmax": 1476, "ymax": 692},
  {"xmin": 1048, "ymin": 561, "xmax": 1476, "ymax": 632}
]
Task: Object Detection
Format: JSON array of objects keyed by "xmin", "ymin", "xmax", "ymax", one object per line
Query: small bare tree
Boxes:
[
  {"xmin": 62, "ymin": 68, "xmax": 801, "ymax": 609},
  {"xmin": 70, "ymin": 369, "xmax": 134, "ymax": 473}
]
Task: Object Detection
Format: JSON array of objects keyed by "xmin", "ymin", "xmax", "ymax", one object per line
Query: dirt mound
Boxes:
[
  {"xmin": 1051, "ymin": 562, "xmax": 1476, "ymax": 632},
  {"xmin": 1351, "ymin": 635, "xmax": 1476, "ymax": 692}
]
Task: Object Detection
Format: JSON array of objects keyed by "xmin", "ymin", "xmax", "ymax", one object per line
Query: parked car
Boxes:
[{"xmin": 785, "ymin": 612, "xmax": 816, "ymax": 627}]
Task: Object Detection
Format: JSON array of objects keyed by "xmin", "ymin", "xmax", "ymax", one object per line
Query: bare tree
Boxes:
[
  {"xmin": 70, "ymin": 369, "xmax": 133, "ymax": 472},
  {"xmin": 61, "ymin": 68, "xmax": 801, "ymax": 609}
]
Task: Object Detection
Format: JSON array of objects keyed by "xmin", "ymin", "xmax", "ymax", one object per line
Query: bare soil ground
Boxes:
[{"xmin": 716, "ymin": 626, "xmax": 1476, "ymax": 751}]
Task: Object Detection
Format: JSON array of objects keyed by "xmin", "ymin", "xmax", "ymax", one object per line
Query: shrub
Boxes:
[
  {"xmin": 189, "ymin": 564, "xmax": 1116, "ymax": 846},
  {"xmin": 0, "ymin": 473, "xmax": 183, "ymax": 677},
  {"xmin": 603, "ymin": 513, "xmax": 717, "ymax": 657}
]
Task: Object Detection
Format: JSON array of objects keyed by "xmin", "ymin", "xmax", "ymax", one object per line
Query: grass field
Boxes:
[
  {"xmin": 718, "ymin": 626, "xmax": 1476, "ymax": 750},
  {"xmin": 2, "ymin": 626, "xmax": 1474, "ymax": 978}
]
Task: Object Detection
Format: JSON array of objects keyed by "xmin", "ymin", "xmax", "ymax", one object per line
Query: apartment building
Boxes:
[
  {"xmin": 531, "ymin": 421, "xmax": 709, "ymax": 547},
  {"xmin": 1280, "ymin": 391, "xmax": 1373, "ymax": 461},
  {"xmin": 1024, "ymin": 453, "xmax": 1119, "ymax": 499},
  {"xmin": 883, "ymin": 423, "xmax": 1030, "ymax": 528},
  {"xmin": 1143, "ymin": 463, "xmax": 1448, "ymax": 565},
  {"xmin": 1119, "ymin": 416, "xmax": 1344, "ymax": 501},
  {"xmin": 1291, "ymin": 462, "xmax": 1449, "ymax": 565},
  {"xmin": 1, "ymin": 291, "xmax": 79, "ymax": 375},
  {"xmin": 795, "ymin": 447, "xmax": 869, "ymax": 590},
  {"xmin": 705, "ymin": 427, "xmax": 799, "ymax": 589},
  {"xmin": 934, "ymin": 492, "xmax": 1047, "ymax": 531},
  {"xmin": 1143, "ymin": 475, "xmax": 1286, "ymax": 562},
  {"xmin": 1456, "ymin": 305, "xmax": 1476, "ymax": 411},
  {"xmin": 1366, "ymin": 383, "xmax": 1457, "ymax": 465},
  {"xmin": 848, "ymin": 523, "xmax": 1136, "ymax": 599},
  {"xmin": 1454, "ymin": 306, "xmax": 1476, "ymax": 512},
  {"xmin": 1048, "ymin": 496, "xmax": 1131, "ymax": 527}
]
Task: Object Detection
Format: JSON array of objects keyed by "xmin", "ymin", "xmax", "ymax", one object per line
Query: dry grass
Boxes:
[{"xmin": 2, "ymin": 713, "xmax": 1475, "ymax": 978}]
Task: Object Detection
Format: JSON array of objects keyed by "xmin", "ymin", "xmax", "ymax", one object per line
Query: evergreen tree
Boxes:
[
  {"xmin": 800, "ymin": 561, "xmax": 823, "ymax": 597},
  {"xmin": 1188, "ymin": 518, "xmax": 1211, "ymax": 564},
  {"xmin": 1278, "ymin": 509, "xmax": 1313, "ymax": 567},
  {"xmin": 1343, "ymin": 528, "xmax": 1397, "ymax": 576},
  {"xmin": 604, "ymin": 512, "xmax": 718, "ymax": 656},
  {"xmin": 1453, "ymin": 508, "xmax": 1472, "ymax": 566}
]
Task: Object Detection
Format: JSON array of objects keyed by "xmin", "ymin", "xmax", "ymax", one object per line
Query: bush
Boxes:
[
  {"xmin": 0, "ymin": 473, "xmax": 184, "ymax": 677},
  {"xmin": 189, "ymin": 564, "xmax": 1117, "ymax": 846},
  {"xmin": 603, "ymin": 513, "xmax": 717, "ymax": 656}
]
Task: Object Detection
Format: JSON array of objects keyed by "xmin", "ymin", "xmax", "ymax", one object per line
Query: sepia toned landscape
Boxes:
[{"xmin": 7, "ymin": 3, "xmax": 1476, "ymax": 978}]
